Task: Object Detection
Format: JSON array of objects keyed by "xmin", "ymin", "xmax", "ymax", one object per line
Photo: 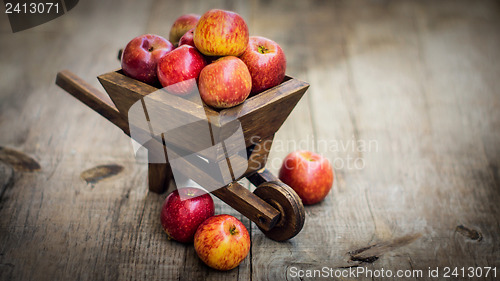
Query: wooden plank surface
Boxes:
[{"xmin": 1, "ymin": 0, "xmax": 500, "ymax": 280}]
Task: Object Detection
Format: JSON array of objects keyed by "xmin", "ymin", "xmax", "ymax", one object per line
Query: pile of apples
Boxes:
[
  {"xmin": 120, "ymin": 9, "xmax": 286, "ymax": 109},
  {"xmin": 160, "ymin": 188, "xmax": 250, "ymax": 271}
]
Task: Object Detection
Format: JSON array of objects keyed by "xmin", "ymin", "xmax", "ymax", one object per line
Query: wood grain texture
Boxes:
[{"xmin": 1, "ymin": 0, "xmax": 500, "ymax": 280}]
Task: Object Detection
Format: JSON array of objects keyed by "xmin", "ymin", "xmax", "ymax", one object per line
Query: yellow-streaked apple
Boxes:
[
  {"xmin": 194, "ymin": 214, "xmax": 250, "ymax": 271},
  {"xmin": 194, "ymin": 9, "xmax": 249, "ymax": 56}
]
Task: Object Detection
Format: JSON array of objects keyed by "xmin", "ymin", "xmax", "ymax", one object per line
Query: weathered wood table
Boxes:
[{"xmin": 1, "ymin": 0, "xmax": 499, "ymax": 280}]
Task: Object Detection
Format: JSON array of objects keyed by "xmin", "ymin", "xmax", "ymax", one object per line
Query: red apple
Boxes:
[
  {"xmin": 240, "ymin": 36, "xmax": 286, "ymax": 94},
  {"xmin": 194, "ymin": 214, "xmax": 250, "ymax": 271},
  {"xmin": 157, "ymin": 45, "xmax": 207, "ymax": 95},
  {"xmin": 121, "ymin": 34, "xmax": 174, "ymax": 85},
  {"xmin": 160, "ymin": 187, "xmax": 214, "ymax": 243},
  {"xmin": 198, "ymin": 56, "xmax": 251, "ymax": 108},
  {"xmin": 279, "ymin": 151, "xmax": 334, "ymax": 205},
  {"xmin": 169, "ymin": 14, "xmax": 201, "ymax": 45},
  {"xmin": 194, "ymin": 9, "xmax": 249, "ymax": 56},
  {"xmin": 179, "ymin": 28, "xmax": 195, "ymax": 47}
]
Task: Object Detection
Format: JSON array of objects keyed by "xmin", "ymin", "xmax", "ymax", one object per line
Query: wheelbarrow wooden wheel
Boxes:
[{"xmin": 253, "ymin": 181, "xmax": 305, "ymax": 241}]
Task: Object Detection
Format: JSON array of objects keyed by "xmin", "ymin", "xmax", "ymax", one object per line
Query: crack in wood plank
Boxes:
[
  {"xmin": 80, "ymin": 164, "xmax": 124, "ymax": 185},
  {"xmin": 0, "ymin": 162, "xmax": 15, "ymax": 202},
  {"xmin": 0, "ymin": 146, "xmax": 41, "ymax": 172},
  {"xmin": 455, "ymin": 225, "xmax": 483, "ymax": 241},
  {"xmin": 348, "ymin": 233, "xmax": 422, "ymax": 264}
]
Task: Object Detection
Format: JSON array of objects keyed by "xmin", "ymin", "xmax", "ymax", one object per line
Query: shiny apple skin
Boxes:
[
  {"xmin": 179, "ymin": 28, "xmax": 195, "ymax": 47},
  {"xmin": 121, "ymin": 34, "xmax": 174, "ymax": 85},
  {"xmin": 279, "ymin": 151, "xmax": 334, "ymax": 205},
  {"xmin": 169, "ymin": 14, "xmax": 201, "ymax": 45},
  {"xmin": 198, "ymin": 56, "xmax": 251, "ymax": 108},
  {"xmin": 157, "ymin": 45, "xmax": 207, "ymax": 95},
  {"xmin": 160, "ymin": 187, "xmax": 214, "ymax": 243},
  {"xmin": 194, "ymin": 214, "xmax": 250, "ymax": 271},
  {"xmin": 194, "ymin": 9, "xmax": 249, "ymax": 56},
  {"xmin": 240, "ymin": 36, "xmax": 286, "ymax": 94}
]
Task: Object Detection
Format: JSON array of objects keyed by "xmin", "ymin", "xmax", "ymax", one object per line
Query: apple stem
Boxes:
[
  {"xmin": 229, "ymin": 225, "xmax": 238, "ymax": 235},
  {"xmin": 258, "ymin": 45, "xmax": 269, "ymax": 54},
  {"xmin": 141, "ymin": 40, "xmax": 154, "ymax": 52}
]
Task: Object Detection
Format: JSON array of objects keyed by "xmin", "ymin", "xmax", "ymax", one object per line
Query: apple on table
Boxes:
[
  {"xmin": 121, "ymin": 34, "xmax": 173, "ymax": 85},
  {"xmin": 279, "ymin": 151, "xmax": 334, "ymax": 205},
  {"xmin": 160, "ymin": 187, "xmax": 214, "ymax": 243},
  {"xmin": 194, "ymin": 214, "xmax": 250, "ymax": 271},
  {"xmin": 240, "ymin": 36, "xmax": 286, "ymax": 95}
]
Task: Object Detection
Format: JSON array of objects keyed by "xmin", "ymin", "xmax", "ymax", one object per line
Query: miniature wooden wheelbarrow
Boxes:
[{"xmin": 55, "ymin": 68, "xmax": 309, "ymax": 241}]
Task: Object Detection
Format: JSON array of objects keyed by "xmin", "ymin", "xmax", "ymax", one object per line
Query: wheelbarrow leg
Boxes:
[
  {"xmin": 146, "ymin": 137, "xmax": 174, "ymax": 194},
  {"xmin": 148, "ymin": 161, "xmax": 173, "ymax": 193}
]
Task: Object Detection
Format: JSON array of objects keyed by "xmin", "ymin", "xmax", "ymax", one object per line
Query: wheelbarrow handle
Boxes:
[
  {"xmin": 212, "ymin": 182, "xmax": 280, "ymax": 231},
  {"xmin": 56, "ymin": 70, "xmax": 129, "ymax": 134}
]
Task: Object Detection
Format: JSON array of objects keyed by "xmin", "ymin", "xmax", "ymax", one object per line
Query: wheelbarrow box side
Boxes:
[{"xmin": 97, "ymin": 69, "xmax": 309, "ymax": 163}]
